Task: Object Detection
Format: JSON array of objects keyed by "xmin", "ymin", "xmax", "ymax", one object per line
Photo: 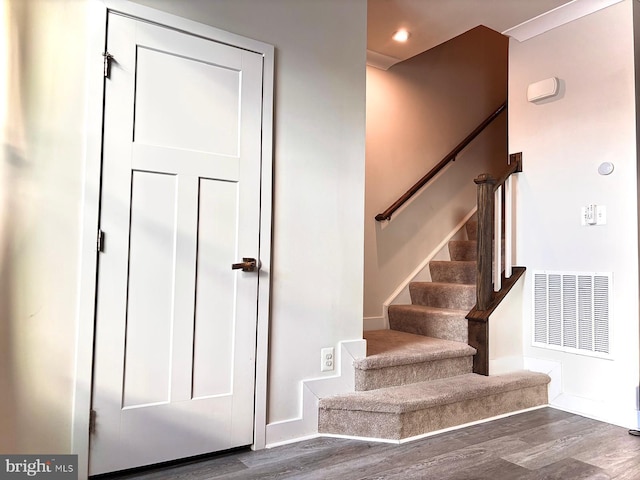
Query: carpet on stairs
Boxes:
[
  {"xmin": 318, "ymin": 215, "xmax": 549, "ymax": 441},
  {"xmin": 319, "ymin": 371, "xmax": 550, "ymax": 440},
  {"xmin": 354, "ymin": 330, "xmax": 475, "ymax": 391}
]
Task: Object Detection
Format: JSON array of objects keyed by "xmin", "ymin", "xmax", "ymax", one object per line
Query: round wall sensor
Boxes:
[{"xmin": 598, "ymin": 162, "xmax": 614, "ymax": 175}]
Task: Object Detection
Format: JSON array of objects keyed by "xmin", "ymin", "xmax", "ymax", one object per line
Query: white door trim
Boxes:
[{"xmin": 72, "ymin": 2, "xmax": 273, "ymax": 477}]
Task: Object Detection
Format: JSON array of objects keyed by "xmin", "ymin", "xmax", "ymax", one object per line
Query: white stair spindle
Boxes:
[
  {"xmin": 494, "ymin": 186, "xmax": 502, "ymax": 292},
  {"xmin": 505, "ymin": 175, "xmax": 513, "ymax": 278}
]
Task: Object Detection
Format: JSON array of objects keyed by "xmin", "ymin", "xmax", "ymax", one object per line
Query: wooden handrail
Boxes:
[
  {"xmin": 375, "ymin": 102, "xmax": 507, "ymax": 222},
  {"xmin": 492, "ymin": 154, "xmax": 522, "ymax": 192}
]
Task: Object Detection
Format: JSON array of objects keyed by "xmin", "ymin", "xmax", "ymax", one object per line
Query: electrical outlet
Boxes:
[{"xmin": 321, "ymin": 347, "xmax": 334, "ymax": 372}]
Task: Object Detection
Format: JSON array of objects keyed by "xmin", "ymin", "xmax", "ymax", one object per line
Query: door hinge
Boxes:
[
  {"xmin": 89, "ymin": 409, "xmax": 97, "ymax": 435},
  {"xmin": 102, "ymin": 51, "xmax": 114, "ymax": 78},
  {"xmin": 97, "ymin": 229, "xmax": 105, "ymax": 253}
]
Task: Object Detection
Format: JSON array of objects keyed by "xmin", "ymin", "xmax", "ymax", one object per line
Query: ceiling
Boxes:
[{"xmin": 368, "ymin": 0, "xmax": 574, "ymax": 62}]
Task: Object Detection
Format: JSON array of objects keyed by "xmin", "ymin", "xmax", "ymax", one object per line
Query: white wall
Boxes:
[
  {"xmin": 489, "ymin": 276, "xmax": 525, "ymax": 375},
  {"xmin": 0, "ymin": 0, "xmax": 367, "ymax": 454},
  {"xmin": 365, "ymin": 26, "xmax": 508, "ymax": 323},
  {"xmin": 509, "ymin": 0, "xmax": 639, "ymax": 427},
  {"xmin": 0, "ymin": 0, "xmax": 89, "ymax": 452}
]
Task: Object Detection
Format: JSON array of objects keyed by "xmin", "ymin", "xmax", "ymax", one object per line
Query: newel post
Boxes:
[{"xmin": 474, "ymin": 173, "xmax": 496, "ymax": 311}]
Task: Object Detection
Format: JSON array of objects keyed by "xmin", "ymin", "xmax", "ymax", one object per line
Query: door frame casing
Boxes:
[{"xmin": 72, "ymin": 1, "xmax": 274, "ymax": 477}]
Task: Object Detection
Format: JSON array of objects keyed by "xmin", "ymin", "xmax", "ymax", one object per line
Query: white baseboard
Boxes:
[
  {"xmin": 363, "ymin": 316, "xmax": 386, "ymax": 331},
  {"xmin": 265, "ymin": 339, "xmax": 366, "ymax": 447},
  {"xmin": 490, "ymin": 356, "xmax": 525, "ymax": 375},
  {"xmin": 523, "ymin": 356, "xmax": 639, "ymax": 429},
  {"xmin": 524, "ymin": 356, "xmax": 562, "ymax": 402},
  {"xmin": 550, "ymin": 395, "xmax": 638, "ymax": 430}
]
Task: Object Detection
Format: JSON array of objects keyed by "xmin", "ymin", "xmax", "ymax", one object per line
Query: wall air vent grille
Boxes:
[{"xmin": 533, "ymin": 271, "xmax": 612, "ymax": 358}]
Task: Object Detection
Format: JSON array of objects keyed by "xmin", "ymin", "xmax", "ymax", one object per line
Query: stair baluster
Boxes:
[{"xmin": 467, "ymin": 152, "xmax": 524, "ymax": 375}]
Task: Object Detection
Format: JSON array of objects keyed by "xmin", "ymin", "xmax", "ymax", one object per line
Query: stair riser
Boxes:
[
  {"xmin": 398, "ymin": 386, "xmax": 548, "ymax": 439},
  {"xmin": 355, "ymin": 356, "xmax": 473, "ymax": 391},
  {"xmin": 388, "ymin": 310, "xmax": 468, "ymax": 343},
  {"xmin": 429, "ymin": 261, "xmax": 476, "ymax": 284},
  {"xmin": 410, "ymin": 283, "xmax": 476, "ymax": 310},
  {"xmin": 319, "ymin": 385, "xmax": 548, "ymax": 440},
  {"xmin": 448, "ymin": 241, "xmax": 477, "ymax": 261},
  {"xmin": 448, "ymin": 241, "xmax": 505, "ymax": 262}
]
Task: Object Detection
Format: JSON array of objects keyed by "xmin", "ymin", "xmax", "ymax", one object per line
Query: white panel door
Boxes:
[{"xmin": 90, "ymin": 13, "xmax": 263, "ymax": 475}]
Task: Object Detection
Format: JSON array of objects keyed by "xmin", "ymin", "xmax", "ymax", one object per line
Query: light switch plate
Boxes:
[{"xmin": 581, "ymin": 205, "xmax": 606, "ymax": 226}]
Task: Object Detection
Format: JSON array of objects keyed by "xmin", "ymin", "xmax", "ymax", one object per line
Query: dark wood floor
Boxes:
[{"xmin": 102, "ymin": 408, "xmax": 640, "ymax": 479}]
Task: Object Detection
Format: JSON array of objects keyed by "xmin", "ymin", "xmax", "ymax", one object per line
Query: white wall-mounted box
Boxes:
[{"xmin": 527, "ymin": 77, "xmax": 559, "ymax": 102}]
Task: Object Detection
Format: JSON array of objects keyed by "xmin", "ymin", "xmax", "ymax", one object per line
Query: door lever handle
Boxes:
[{"xmin": 232, "ymin": 257, "xmax": 258, "ymax": 272}]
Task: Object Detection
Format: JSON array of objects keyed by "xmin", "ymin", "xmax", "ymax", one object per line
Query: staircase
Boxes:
[{"xmin": 318, "ymin": 216, "xmax": 550, "ymax": 441}]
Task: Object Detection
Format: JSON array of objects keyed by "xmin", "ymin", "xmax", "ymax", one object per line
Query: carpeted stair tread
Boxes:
[
  {"xmin": 355, "ymin": 330, "xmax": 476, "ymax": 370},
  {"xmin": 410, "ymin": 282, "xmax": 476, "ymax": 310},
  {"xmin": 319, "ymin": 371, "xmax": 550, "ymax": 414},
  {"xmin": 388, "ymin": 304, "xmax": 469, "ymax": 342},
  {"xmin": 429, "ymin": 260, "xmax": 476, "ymax": 284},
  {"xmin": 448, "ymin": 240, "xmax": 477, "ymax": 261}
]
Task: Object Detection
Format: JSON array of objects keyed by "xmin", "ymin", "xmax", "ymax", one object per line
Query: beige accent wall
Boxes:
[{"xmin": 364, "ymin": 26, "xmax": 509, "ymax": 320}]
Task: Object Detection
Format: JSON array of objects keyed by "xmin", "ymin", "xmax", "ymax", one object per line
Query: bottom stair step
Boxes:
[{"xmin": 319, "ymin": 371, "xmax": 550, "ymax": 440}]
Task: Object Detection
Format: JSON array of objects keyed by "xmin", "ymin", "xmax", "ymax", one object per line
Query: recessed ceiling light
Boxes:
[{"xmin": 392, "ymin": 29, "xmax": 410, "ymax": 42}]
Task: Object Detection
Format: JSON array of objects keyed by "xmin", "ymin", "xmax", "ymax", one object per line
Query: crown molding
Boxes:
[
  {"xmin": 366, "ymin": 50, "xmax": 402, "ymax": 71},
  {"xmin": 503, "ymin": 0, "xmax": 624, "ymax": 42}
]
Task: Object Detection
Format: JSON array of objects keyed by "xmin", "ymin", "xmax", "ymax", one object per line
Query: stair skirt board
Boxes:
[
  {"xmin": 363, "ymin": 315, "xmax": 387, "ymax": 331},
  {"xmin": 318, "ymin": 405, "xmax": 549, "ymax": 445},
  {"xmin": 265, "ymin": 338, "xmax": 367, "ymax": 447},
  {"xmin": 381, "ymin": 208, "xmax": 477, "ymax": 314}
]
